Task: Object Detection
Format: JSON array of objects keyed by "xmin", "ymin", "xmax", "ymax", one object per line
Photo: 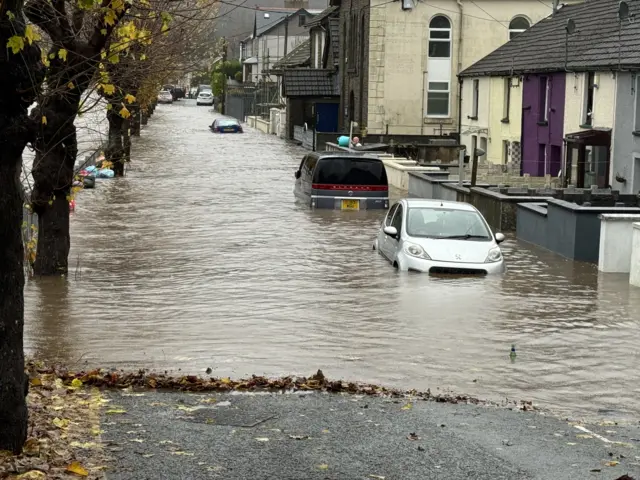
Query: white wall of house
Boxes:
[
  {"xmin": 564, "ymin": 71, "xmax": 616, "ymax": 135},
  {"xmin": 612, "ymin": 72, "xmax": 640, "ymax": 194},
  {"xmin": 367, "ymin": 0, "xmax": 560, "ymax": 135},
  {"xmin": 460, "ymin": 76, "xmax": 490, "ymax": 161}
]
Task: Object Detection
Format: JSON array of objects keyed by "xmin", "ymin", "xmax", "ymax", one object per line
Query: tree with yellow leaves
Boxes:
[
  {"xmin": 23, "ymin": 0, "xmax": 132, "ymax": 276},
  {"xmin": 0, "ymin": 0, "xmax": 46, "ymax": 454}
]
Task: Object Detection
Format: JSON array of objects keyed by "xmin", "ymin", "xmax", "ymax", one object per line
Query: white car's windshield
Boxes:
[{"xmin": 406, "ymin": 208, "xmax": 491, "ymax": 240}]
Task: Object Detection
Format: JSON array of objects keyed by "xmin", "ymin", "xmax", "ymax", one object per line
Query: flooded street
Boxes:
[{"xmin": 24, "ymin": 100, "xmax": 640, "ymax": 422}]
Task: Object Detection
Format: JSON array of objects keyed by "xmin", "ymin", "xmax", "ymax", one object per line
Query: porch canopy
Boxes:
[{"xmin": 563, "ymin": 128, "xmax": 612, "ymax": 189}]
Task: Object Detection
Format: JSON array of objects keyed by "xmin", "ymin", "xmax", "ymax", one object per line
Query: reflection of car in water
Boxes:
[
  {"xmin": 373, "ymin": 198, "xmax": 506, "ymax": 275},
  {"xmin": 210, "ymin": 118, "xmax": 243, "ymax": 133},
  {"xmin": 294, "ymin": 153, "xmax": 389, "ymax": 210}
]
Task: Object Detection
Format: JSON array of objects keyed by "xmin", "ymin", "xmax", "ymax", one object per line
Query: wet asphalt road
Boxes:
[{"xmin": 101, "ymin": 390, "xmax": 640, "ymax": 480}]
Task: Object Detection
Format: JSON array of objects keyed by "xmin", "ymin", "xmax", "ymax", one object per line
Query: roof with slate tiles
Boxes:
[
  {"xmin": 271, "ymin": 39, "xmax": 311, "ymax": 71},
  {"xmin": 460, "ymin": 0, "xmax": 640, "ymax": 77},
  {"xmin": 282, "ymin": 69, "xmax": 339, "ymax": 96}
]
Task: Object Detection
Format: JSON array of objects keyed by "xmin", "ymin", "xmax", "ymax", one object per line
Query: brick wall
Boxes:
[{"xmin": 338, "ymin": 0, "xmax": 370, "ymax": 132}]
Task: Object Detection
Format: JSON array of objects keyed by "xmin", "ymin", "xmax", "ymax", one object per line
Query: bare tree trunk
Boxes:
[
  {"xmin": 0, "ymin": 0, "xmax": 44, "ymax": 452},
  {"xmin": 31, "ymin": 109, "xmax": 76, "ymax": 276},
  {"xmin": 123, "ymin": 118, "xmax": 132, "ymax": 164},
  {"xmin": 106, "ymin": 103, "xmax": 125, "ymax": 177},
  {"xmin": 130, "ymin": 105, "xmax": 141, "ymax": 136}
]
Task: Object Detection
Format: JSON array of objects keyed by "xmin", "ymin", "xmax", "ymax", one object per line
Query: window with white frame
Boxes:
[
  {"xmin": 509, "ymin": 17, "xmax": 530, "ymax": 40},
  {"xmin": 427, "ymin": 82, "xmax": 450, "ymax": 116},
  {"xmin": 471, "ymin": 79, "xmax": 479, "ymax": 118},
  {"xmin": 428, "ymin": 16, "xmax": 451, "ymax": 58},
  {"xmin": 426, "ymin": 16, "xmax": 452, "ymax": 118},
  {"xmin": 635, "ymin": 76, "xmax": 640, "ymax": 132}
]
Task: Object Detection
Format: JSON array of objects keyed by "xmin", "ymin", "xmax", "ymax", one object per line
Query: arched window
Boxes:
[
  {"xmin": 509, "ymin": 17, "xmax": 530, "ymax": 40},
  {"xmin": 428, "ymin": 16, "xmax": 451, "ymax": 58}
]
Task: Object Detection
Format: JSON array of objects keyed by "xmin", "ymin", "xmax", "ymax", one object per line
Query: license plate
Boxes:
[
  {"xmin": 341, "ymin": 199, "xmax": 359, "ymax": 210},
  {"xmin": 223, "ymin": 128, "xmax": 235, "ymax": 132}
]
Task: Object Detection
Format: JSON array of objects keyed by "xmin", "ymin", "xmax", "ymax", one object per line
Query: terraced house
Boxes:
[
  {"xmin": 333, "ymin": 0, "xmax": 563, "ymax": 135},
  {"xmin": 459, "ymin": 0, "xmax": 640, "ymax": 192}
]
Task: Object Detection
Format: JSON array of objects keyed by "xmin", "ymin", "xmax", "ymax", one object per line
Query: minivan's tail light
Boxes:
[{"xmin": 312, "ymin": 184, "xmax": 388, "ymax": 191}]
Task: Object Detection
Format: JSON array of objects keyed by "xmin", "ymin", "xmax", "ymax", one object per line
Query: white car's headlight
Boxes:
[
  {"xmin": 485, "ymin": 247, "xmax": 502, "ymax": 263},
  {"xmin": 403, "ymin": 242, "xmax": 431, "ymax": 260}
]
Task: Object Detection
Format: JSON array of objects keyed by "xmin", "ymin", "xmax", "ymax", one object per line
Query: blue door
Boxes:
[{"xmin": 315, "ymin": 103, "xmax": 339, "ymax": 133}]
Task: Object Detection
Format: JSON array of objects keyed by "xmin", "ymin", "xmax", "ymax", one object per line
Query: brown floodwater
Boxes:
[{"xmin": 24, "ymin": 100, "xmax": 640, "ymax": 422}]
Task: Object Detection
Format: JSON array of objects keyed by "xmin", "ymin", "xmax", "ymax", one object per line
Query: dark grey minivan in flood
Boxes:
[{"xmin": 294, "ymin": 153, "xmax": 389, "ymax": 210}]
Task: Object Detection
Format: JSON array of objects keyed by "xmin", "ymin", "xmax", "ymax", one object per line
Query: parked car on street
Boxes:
[
  {"xmin": 210, "ymin": 117, "xmax": 243, "ymax": 133},
  {"xmin": 294, "ymin": 153, "xmax": 388, "ymax": 210},
  {"xmin": 157, "ymin": 90, "xmax": 173, "ymax": 104},
  {"xmin": 373, "ymin": 198, "xmax": 506, "ymax": 275},
  {"xmin": 196, "ymin": 91, "xmax": 214, "ymax": 106}
]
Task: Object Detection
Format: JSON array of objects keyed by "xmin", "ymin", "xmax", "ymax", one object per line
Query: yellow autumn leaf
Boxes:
[
  {"xmin": 66, "ymin": 461, "xmax": 89, "ymax": 476},
  {"xmin": 71, "ymin": 378, "xmax": 83, "ymax": 388},
  {"xmin": 401, "ymin": 403, "xmax": 412, "ymax": 410},
  {"xmin": 106, "ymin": 408, "xmax": 127, "ymax": 414},
  {"xmin": 68, "ymin": 82, "xmax": 75, "ymax": 89},
  {"xmin": 58, "ymin": 48, "xmax": 68, "ymax": 61},
  {"xmin": 17, "ymin": 471, "xmax": 46, "ymax": 479},
  {"xmin": 41, "ymin": 116, "xmax": 47, "ymax": 125},
  {"xmin": 106, "ymin": 104, "xmax": 113, "ymax": 111},
  {"xmin": 140, "ymin": 53, "xmax": 147, "ymax": 60},
  {"xmin": 124, "ymin": 94, "xmax": 135, "ymax": 104},
  {"xmin": 52, "ymin": 417, "xmax": 69, "ymax": 429},
  {"xmin": 70, "ymin": 441, "xmax": 99, "ymax": 449},
  {"xmin": 24, "ymin": 25, "xmax": 41, "ymax": 45},
  {"xmin": 30, "ymin": 377, "xmax": 42, "ymax": 386},
  {"xmin": 221, "ymin": 377, "xmax": 232, "ymax": 384},
  {"xmin": 317, "ymin": 464, "xmax": 329, "ymax": 470},
  {"xmin": 605, "ymin": 460, "xmax": 619, "ymax": 467},
  {"xmin": 6, "ymin": 36, "xmax": 25, "ymax": 54},
  {"xmin": 100, "ymin": 83, "xmax": 116, "ymax": 95},
  {"xmin": 119, "ymin": 106, "xmax": 131, "ymax": 119},
  {"xmin": 6, "ymin": 11, "xmax": 16, "ymax": 20}
]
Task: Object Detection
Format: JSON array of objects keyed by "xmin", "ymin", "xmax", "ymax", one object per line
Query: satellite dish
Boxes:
[
  {"xmin": 619, "ymin": 1, "xmax": 629, "ymax": 20},
  {"xmin": 566, "ymin": 18, "xmax": 576, "ymax": 34}
]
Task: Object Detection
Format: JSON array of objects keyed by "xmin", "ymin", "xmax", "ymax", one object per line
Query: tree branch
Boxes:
[
  {"xmin": 53, "ymin": 0, "xmax": 74, "ymax": 42},
  {"xmin": 25, "ymin": 0, "xmax": 65, "ymax": 42},
  {"xmin": 71, "ymin": 5, "xmax": 84, "ymax": 36},
  {"xmin": 88, "ymin": 0, "xmax": 130, "ymax": 54}
]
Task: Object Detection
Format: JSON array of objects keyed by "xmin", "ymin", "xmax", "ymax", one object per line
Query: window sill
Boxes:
[
  {"xmin": 537, "ymin": 121, "xmax": 548, "ymax": 126},
  {"xmin": 501, "ymin": 118, "xmax": 510, "ymax": 124},
  {"xmin": 580, "ymin": 124, "xmax": 593, "ymax": 129},
  {"xmin": 467, "ymin": 115, "xmax": 478, "ymax": 120}
]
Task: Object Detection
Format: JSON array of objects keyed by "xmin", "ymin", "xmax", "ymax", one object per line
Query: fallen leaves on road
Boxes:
[
  {"xmin": 605, "ymin": 460, "xmax": 620, "ymax": 467},
  {"xmin": 0, "ymin": 366, "xmax": 108, "ymax": 479},
  {"xmin": 22, "ymin": 364, "xmax": 532, "ymax": 409},
  {"xmin": 407, "ymin": 433, "xmax": 420, "ymax": 441},
  {"xmin": 317, "ymin": 464, "xmax": 329, "ymax": 470}
]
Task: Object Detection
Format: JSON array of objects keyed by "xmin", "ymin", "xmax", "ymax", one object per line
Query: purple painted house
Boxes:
[{"xmin": 521, "ymin": 73, "xmax": 565, "ymax": 177}]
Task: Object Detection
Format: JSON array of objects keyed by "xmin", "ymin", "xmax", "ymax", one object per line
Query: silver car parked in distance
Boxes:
[{"xmin": 373, "ymin": 198, "xmax": 506, "ymax": 275}]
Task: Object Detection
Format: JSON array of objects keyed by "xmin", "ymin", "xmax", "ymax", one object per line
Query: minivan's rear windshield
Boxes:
[{"xmin": 314, "ymin": 158, "xmax": 388, "ymax": 186}]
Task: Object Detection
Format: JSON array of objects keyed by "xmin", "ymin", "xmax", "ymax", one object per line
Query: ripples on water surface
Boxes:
[{"xmin": 24, "ymin": 101, "xmax": 640, "ymax": 421}]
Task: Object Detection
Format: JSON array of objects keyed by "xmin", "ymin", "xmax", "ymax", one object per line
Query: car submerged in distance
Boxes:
[
  {"xmin": 196, "ymin": 90, "xmax": 214, "ymax": 106},
  {"xmin": 210, "ymin": 117, "xmax": 243, "ymax": 133},
  {"xmin": 294, "ymin": 152, "xmax": 388, "ymax": 210},
  {"xmin": 157, "ymin": 90, "xmax": 173, "ymax": 104},
  {"xmin": 373, "ymin": 198, "xmax": 506, "ymax": 275}
]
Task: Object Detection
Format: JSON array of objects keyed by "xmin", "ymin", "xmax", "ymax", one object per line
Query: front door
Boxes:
[{"xmin": 315, "ymin": 103, "xmax": 339, "ymax": 133}]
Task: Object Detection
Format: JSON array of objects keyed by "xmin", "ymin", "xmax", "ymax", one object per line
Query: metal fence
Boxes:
[{"xmin": 225, "ymin": 83, "xmax": 280, "ymax": 122}]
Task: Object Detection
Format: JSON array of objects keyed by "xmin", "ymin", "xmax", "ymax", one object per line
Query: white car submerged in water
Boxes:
[{"xmin": 373, "ymin": 198, "xmax": 506, "ymax": 275}]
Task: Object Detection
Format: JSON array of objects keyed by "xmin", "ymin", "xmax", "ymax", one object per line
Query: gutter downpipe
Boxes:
[{"xmin": 456, "ymin": 0, "xmax": 464, "ymax": 141}]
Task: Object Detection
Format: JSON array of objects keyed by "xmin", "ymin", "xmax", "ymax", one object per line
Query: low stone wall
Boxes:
[
  {"xmin": 598, "ymin": 214, "xmax": 640, "ymax": 273},
  {"xmin": 517, "ymin": 200, "xmax": 640, "ymax": 263},
  {"xmin": 407, "ymin": 172, "xmax": 553, "ymax": 232},
  {"xmin": 247, "ymin": 116, "xmax": 270, "ymax": 134}
]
